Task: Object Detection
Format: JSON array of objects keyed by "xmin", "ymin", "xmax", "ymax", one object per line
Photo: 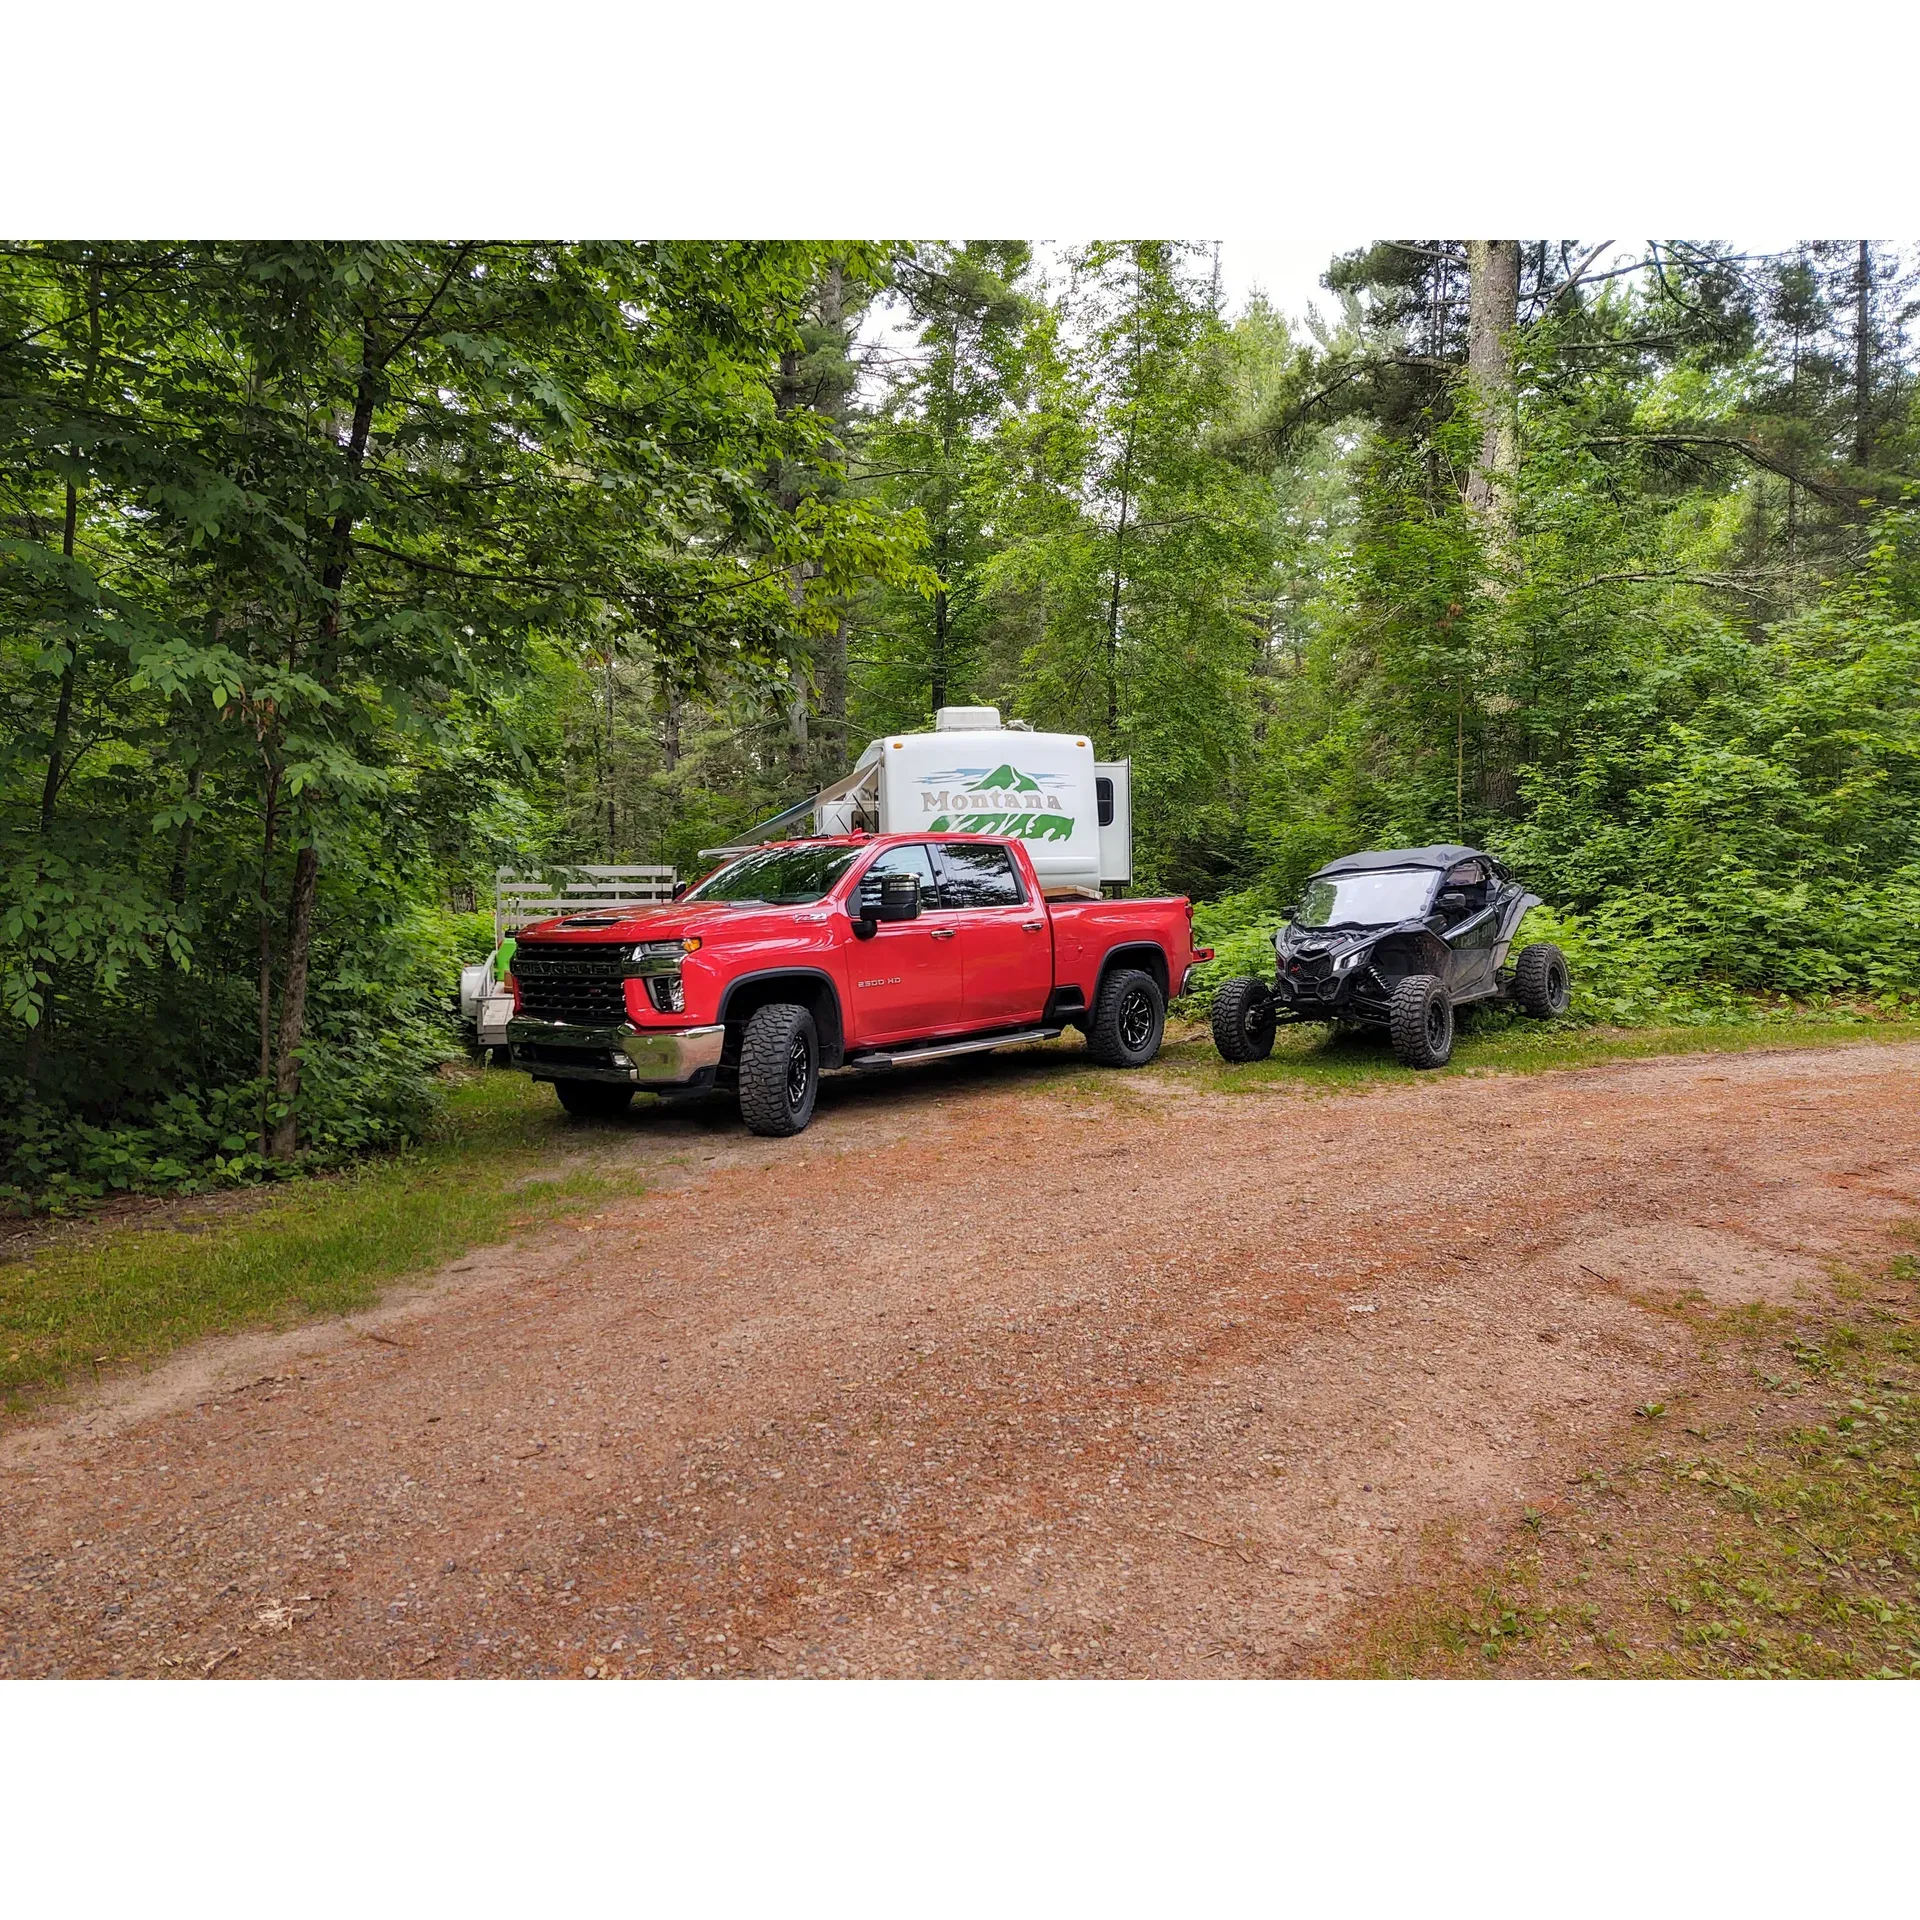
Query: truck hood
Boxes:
[{"xmin": 516, "ymin": 900, "xmax": 823, "ymax": 945}]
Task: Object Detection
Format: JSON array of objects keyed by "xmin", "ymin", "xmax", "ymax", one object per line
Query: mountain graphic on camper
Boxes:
[
  {"xmin": 970, "ymin": 765, "xmax": 1042, "ymax": 793},
  {"xmin": 924, "ymin": 763, "xmax": 1076, "ymax": 841}
]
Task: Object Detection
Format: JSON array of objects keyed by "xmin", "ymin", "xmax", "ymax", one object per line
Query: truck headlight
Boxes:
[{"xmin": 630, "ymin": 940, "xmax": 695, "ymax": 1015}]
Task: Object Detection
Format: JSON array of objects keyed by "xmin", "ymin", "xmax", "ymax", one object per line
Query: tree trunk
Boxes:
[
  {"xmin": 39, "ymin": 259, "xmax": 106, "ymax": 833},
  {"xmin": 931, "ymin": 587, "xmax": 950, "ymax": 713},
  {"xmin": 267, "ymin": 846, "xmax": 318, "ymax": 1162},
  {"xmin": 819, "ymin": 610, "xmax": 848, "ymax": 748},
  {"xmin": 265, "ymin": 316, "xmax": 379, "ymax": 1161},
  {"xmin": 1106, "ymin": 419, "xmax": 1136, "ymax": 738},
  {"xmin": 37, "ymin": 480, "xmax": 83, "ymax": 832},
  {"xmin": 256, "ymin": 761, "xmax": 281, "ymax": 1159},
  {"xmin": 168, "ymin": 761, "xmax": 204, "ymax": 909},
  {"xmin": 1463, "ymin": 240, "xmax": 1521, "ymax": 555},
  {"xmin": 786, "ymin": 679, "xmax": 810, "ymax": 783},
  {"xmin": 660, "ymin": 672, "xmax": 681, "ymax": 772},
  {"xmin": 605, "ymin": 649, "xmax": 618, "ymax": 856},
  {"xmin": 1852, "ymin": 240, "xmax": 1874, "ymax": 471}
]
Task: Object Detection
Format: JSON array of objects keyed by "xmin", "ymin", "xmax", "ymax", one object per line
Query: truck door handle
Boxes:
[
  {"xmin": 1021, "ymin": 920, "xmax": 1044, "ymax": 931},
  {"xmin": 929, "ymin": 927, "xmax": 956, "ymax": 940}
]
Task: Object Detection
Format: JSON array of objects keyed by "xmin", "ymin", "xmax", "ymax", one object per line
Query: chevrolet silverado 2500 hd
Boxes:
[{"xmin": 505, "ymin": 833, "xmax": 1209, "ymax": 1136}]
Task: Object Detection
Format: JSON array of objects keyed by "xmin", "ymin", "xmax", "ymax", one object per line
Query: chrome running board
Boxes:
[{"xmin": 847, "ymin": 1027, "xmax": 1064, "ymax": 1072}]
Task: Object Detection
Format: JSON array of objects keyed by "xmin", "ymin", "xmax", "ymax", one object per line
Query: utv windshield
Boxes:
[
  {"xmin": 1294, "ymin": 868, "xmax": 1437, "ymax": 929},
  {"xmin": 683, "ymin": 845, "xmax": 859, "ymax": 906}
]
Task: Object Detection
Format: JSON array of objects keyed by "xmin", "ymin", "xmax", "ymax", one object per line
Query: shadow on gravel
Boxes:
[{"xmin": 545, "ymin": 1029, "xmax": 1125, "ymax": 1141}]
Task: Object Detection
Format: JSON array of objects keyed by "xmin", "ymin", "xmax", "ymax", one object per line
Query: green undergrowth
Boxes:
[
  {"xmin": 1158, "ymin": 1004, "xmax": 1920, "ymax": 1092},
  {"xmin": 1339, "ymin": 1251, "xmax": 1920, "ymax": 1678},
  {"xmin": 0, "ymin": 1070, "xmax": 628, "ymax": 1418}
]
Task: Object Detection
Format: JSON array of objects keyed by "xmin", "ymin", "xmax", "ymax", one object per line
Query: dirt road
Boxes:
[{"xmin": 4, "ymin": 1038, "xmax": 1916, "ymax": 1678}]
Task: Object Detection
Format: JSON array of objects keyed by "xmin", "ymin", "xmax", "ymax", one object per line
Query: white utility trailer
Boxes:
[
  {"xmin": 706, "ymin": 707, "xmax": 1132, "ymax": 895},
  {"xmin": 491, "ymin": 865, "xmax": 679, "ymax": 945},
  {"xmin": 459, "ymin": 865, "xmax": 678, "ymax": 1055}
]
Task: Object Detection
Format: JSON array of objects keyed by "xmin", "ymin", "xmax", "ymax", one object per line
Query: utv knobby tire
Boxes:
[
  {"xmin": 1210, "ymin": 976, "xmax": 1276, "ymax": 1063},
  {"xmin": 1388, "ymin": 974, "xmax": 1454, "ymax": 1069},
  {"xmin": 1512, "ymin": 941, "xmax": 1571, "ymax": 1019},
  {"xmin": 1087, "ymin": 968, "xmax": 1165, "ymax": 1068},
  {"xmin": 737, "ymin": 1002, "xmax": 820, "ymax": 1137},
  {"xmin": 554, "ymin": 1080, "xmax": 635, "ymax": 1119}
]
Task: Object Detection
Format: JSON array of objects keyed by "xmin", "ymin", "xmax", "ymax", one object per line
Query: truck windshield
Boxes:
[
  {"xmin": 682, "ymin": 845, "xmax": 859, "ymax": 906},
  {"xmin": 1295, "ymin": 869, "xmax": 1436, "ymax": 928}
]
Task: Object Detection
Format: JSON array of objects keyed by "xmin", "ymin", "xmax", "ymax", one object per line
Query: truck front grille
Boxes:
[{"xmin": 513, "ymin": 943, "xmax": 631, "ymax": 1023}]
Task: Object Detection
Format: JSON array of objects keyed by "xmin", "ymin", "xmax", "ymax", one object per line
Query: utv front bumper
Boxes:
[
  {"xmin": 506, "ymin": 1018, "xmax": 726, "ymax": 1089},
  {"xmin": 1270, "ymin": 965, "xmax": 1394, "ymax": 1026}
]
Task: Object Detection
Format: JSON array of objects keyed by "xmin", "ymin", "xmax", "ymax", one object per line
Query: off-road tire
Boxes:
[
  {"xmin": 1388, "ymin": 974, "xmax": 1454, "ymax": 1069},
  {"xmin": 738, "ymin": 1002, "xmax": 820, "ymax": 1137},
  {"xmin": 1087, "ymin": 968, "xmax": 1165, "ymax": 1068},
  {"xmin": 1512, "ymin": 942, "xmax": 1571, "ymax": 1019},
  {"xmin": 1210, "ymin": 976, "xmax": 1276, "ymax": 1063},
  {"xmin": 553, "ymin": 1080, "xmax": 635, "ymax": 1119}
]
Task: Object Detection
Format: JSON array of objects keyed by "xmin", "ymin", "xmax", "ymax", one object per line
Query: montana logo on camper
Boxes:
[{"xmin": 922, "ymin": 764, "xmax": 1076, "ymax": 841}]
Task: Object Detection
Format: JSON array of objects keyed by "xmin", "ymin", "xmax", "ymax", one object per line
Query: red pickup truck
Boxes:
[{"xmin": 505, "ymin": 833, "xmax": 1210, "ymax": 1136}]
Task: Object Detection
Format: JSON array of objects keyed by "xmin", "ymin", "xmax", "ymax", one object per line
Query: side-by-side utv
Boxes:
[{"xmin": 1208, "ymin": 844, "xmax": 1571, "ymax": 1070}]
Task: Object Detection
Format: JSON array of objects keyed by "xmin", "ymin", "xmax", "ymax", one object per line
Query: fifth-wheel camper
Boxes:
[{"xmin": 710, "ymin": 707, "xmax": 1132, "ymax": 895}]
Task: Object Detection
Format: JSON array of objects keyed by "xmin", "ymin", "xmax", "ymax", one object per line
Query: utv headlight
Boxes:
[{"xmin": 1332, "ymin": 945, "xmax": 1372, "ymax": 974}]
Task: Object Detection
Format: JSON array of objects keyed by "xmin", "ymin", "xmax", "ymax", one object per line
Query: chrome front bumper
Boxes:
[{"xmin": 506, "ymin": 1018, "xmax": 726, "ymax": 1088}]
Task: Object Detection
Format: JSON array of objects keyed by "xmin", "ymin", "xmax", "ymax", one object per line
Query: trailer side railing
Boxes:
[{"xmin": 494, "ymin": 866, "xmax": 677, "ymax": 942}]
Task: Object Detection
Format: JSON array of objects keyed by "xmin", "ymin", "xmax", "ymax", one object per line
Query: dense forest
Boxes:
[{"xmin": 3, "ymin": 239, "xmax": 1916, "ymax": 1205}]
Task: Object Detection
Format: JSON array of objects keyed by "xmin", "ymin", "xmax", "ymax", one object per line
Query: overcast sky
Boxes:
[
  {"xmin": 863, "ymin": 238, "xmax": 1842, "ymax": 367},
  {"xmin": 1211, "ymin": 237, "xmax": 1350, "ymax": 327},
  {"xmin": 859, "ymin": 238, "xmax": 1350, "ymax": 374}
]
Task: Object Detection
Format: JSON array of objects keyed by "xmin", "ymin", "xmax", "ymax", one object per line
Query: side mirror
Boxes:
[
  {"xmin": 671, "ymin": 881, "xmax": 687, "ymax": 901},
  {"xmin": 852, "ymin": 871, "xmax": 921, "ymax": 939},
  {"xmin": 1437, "ymin": 889, "xmax": 1469, "ymax": 919}
]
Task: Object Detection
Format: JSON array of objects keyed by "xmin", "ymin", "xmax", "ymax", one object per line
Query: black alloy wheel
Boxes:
[
  {"xmin": 1513, "ymin": 941, "xmax": 1572, "ymax": 1019},
  {"xmin": 1209, "ymin": 976, "xmax": 1277, "ymax": 1063},
  {"xmin": 786, "ymin": 1033, "xmax": 813, "ymax": 1114},
  {"xmin": 1387, "ymin": 973, "xmax": 1454, "ymax": 1069},
  {"xmin": 1087, "ymin": 967, "xmax": 1166, "ymax": 1068},
  {"xmin": 739, "ymin": 1001, "xmax": 821, "ymax": 1136}
]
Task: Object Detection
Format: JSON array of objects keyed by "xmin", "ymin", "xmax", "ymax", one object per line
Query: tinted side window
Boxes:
[
  {"xmin": 933, "ymin": 843, "xmax": 1024, "ymax": 909},
  {"xmin": 854, "ymin": 842, "xmax": 939, "ymax": 908},
  {"xmin": 1096, "ymin": 776, "xmax": 1115, "ymax": 828}
]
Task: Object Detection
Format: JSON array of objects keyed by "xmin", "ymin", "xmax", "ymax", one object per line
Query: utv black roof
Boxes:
[{"xmin": 1311, "ymin": 844, "xmax": 1495, "ymax": 878}]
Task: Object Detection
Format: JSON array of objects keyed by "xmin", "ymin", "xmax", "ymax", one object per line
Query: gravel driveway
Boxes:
[{"xmin": 4, "ymin": 1038, "xmax": 1916, "ymax": 1678}]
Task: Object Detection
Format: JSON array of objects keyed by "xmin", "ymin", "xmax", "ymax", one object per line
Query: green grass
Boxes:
[
  {"xmin": 1160, "ymin": 1006, "xmax": 1920, "ymax": 1092},
  {"xmin": 1646, "ymin": 1304, "xmax": 1920, "ymax": 1677},
  {"xmin": 0, "ymin": 1071, "xmax": 634, "ymax": 1417},
  {"xmin": 1334, "ymin": 1251, "xmax": 1920, "ymax": 1679}
]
